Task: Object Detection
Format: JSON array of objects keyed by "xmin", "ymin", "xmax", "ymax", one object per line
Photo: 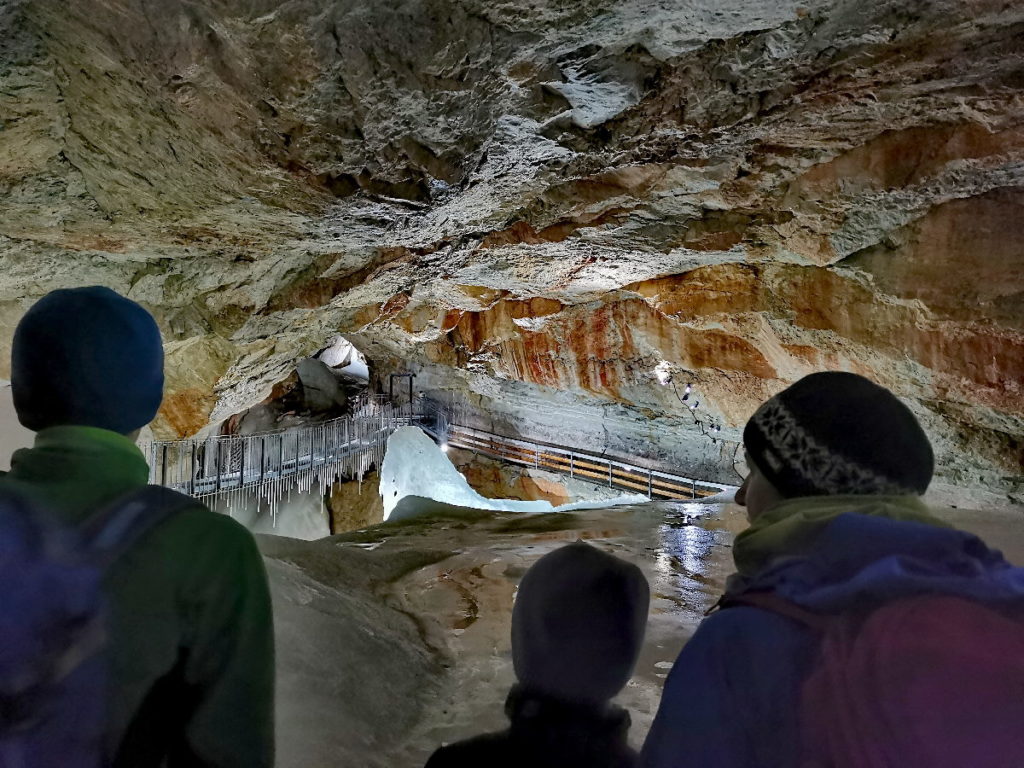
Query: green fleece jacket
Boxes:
[{"xmin": 0, "ymin": 426, "xmax": 274, "ymax": 768}]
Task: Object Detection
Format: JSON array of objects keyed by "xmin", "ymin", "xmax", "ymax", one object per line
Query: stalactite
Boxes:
[{"xmin": 143, "ymin": 397, "xmax": 421, "ymax": 523}]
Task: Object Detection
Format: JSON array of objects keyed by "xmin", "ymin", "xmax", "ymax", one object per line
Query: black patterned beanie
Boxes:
[{"xmin": 742, "ymin": 372, "xmax": 934, "ymax": 498}]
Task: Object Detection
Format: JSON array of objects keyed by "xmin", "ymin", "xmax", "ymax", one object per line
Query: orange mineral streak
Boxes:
[
  {"xmin": 771, "ymin": 265, "xmax": 1024, "ymax": 411},
  {"xmin": 392, "ymin": 301, "xmax": 446, "ymax": 334},
  {"xmin": 790, "ymin": 122, "xmax": 1024, "ymax": 197},
  {"xmin": 444, "ymin": 294, "xmax": 776, "ymax": 398},
  {"xmin": 480, "ymin": 207, "xmax": 630, "ymax": 248},
  {"xmin": 441, "ymin": 309, "xmax": 465, "ymax": 333},
  {"xmin": 769, "ymin": 265, "xmax": 917, "ymax": 342},
  {"xmin": 450, "ymin": 297, "xmax": 566, "ymax": 351},
  {"xmin": 913, "ymin": 325, "xmax": 1024, "ymax": 413},
  {"xmin": 157, "ymin": 387, "xmax": 215, "ymax": 438},
  {"xmin": 423, "ymin": 250, "xmax": 1015, "ymax": 415},
  {"xmin": 628, "ymin": 263, "xmax": 762, "ymax": 317},
  {"xmin": 379, "ymin": 292, "xmax": 412, "ymax": 318}
]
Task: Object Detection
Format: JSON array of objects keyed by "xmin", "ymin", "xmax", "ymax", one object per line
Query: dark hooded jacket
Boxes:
[
  {"xmin": 425, "ymin": 685, "xmax": 638, "ymax": 768},
  {"xmin": 640, "ymin": 495, "xmax": 1024, "ymax": 768}
]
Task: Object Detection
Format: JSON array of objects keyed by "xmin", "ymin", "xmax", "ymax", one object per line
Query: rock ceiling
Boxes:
[{"xmin": 1, "ymin": 0, "xmax": 1021, "ymax": 489}]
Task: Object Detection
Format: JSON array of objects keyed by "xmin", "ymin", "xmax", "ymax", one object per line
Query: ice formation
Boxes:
[{"xmin": 379, "ymin": 426, "xmax": 648, "ymax": 521}]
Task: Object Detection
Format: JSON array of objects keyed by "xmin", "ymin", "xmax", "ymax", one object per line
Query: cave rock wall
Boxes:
[{"xmin": 1, "ymin": 0, "xmax": 1022, "ymax": 489}]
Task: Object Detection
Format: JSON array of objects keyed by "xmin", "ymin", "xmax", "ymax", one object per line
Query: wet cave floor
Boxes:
[{"xmin": 258, "ymin": 497, "xmax": 1024, "ymax": 768}]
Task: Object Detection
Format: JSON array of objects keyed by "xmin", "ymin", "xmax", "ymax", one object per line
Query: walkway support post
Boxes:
[
  {"xmin": 648, "ymin": 469, "xmax": 653, "ymax": 499},
  {"xmin": 215, "ymin": 442, "xmax": 222, "ymax": 493},
  {"xmin": 389, "ymin": 372, "xmax": 416, "ymax": 421}
]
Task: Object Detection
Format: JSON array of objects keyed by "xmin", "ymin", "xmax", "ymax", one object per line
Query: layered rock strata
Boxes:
[{"xmin": 1, "ymin": 0, "xmax": 1022, "ymax": 490}]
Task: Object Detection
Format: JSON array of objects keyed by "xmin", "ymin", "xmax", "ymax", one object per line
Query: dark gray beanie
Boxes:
[
  {"xmin": 511, "ymin": 541, "xmax": 650, "ymax": 705},
  {"xmin": 743, "ymin": 371, "xmax": 934, "ymax": 498},
  {"xmin": 11, "ymin": 287, "xmax": 164, "ymax": 434}
]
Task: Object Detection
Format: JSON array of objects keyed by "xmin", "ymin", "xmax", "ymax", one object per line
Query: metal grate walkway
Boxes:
[
  {"xmin": 143, "ymin": 396, "xmax": 446, "ymax": 511},
  {"xmin": 447, "ymin": 425, "xmax": 729, "ymax": 500},
  {"xmin": 143, "ymin": 394, "xmax": 726, "ymax": 509}
]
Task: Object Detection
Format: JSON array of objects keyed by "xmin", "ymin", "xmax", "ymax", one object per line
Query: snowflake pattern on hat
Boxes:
[{"xmin": 751, "ymin": 399, "xmax": 916, "ymax": 496}]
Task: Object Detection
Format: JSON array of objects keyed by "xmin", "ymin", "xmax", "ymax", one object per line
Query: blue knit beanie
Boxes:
[{"xmin": 11, "ymin": 287, "xmax": 164, "ymax": 434}]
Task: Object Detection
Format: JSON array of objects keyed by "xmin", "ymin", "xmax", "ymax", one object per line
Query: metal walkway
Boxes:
[
  {"xmin": 447, "ymin": 425, "xmax": 729, "ymax": 500},
  {"xmin": 143, "ymin": 396, "xmax": 445, "ymax": 510},
  {"xmin": 143, "ymin": 394, "xmax": 726, "ymax": 508}
]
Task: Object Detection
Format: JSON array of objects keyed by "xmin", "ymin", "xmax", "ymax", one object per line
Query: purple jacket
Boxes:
[{"xmin": 640, "ymin": 512, "xmax": 1024, "ymax": 768}]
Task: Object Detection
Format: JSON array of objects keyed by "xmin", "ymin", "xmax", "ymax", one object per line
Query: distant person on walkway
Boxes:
[
  {"xmin": 641, "ymin": 371, "xmax": 1024, "ymax": 768},
  {"xmin": 0, "ymin": 287, "xmax": 274, "ymax": 767},
  {"xmin": 425, "ymin": 541, "xmax": 650, "ymax": 768}
]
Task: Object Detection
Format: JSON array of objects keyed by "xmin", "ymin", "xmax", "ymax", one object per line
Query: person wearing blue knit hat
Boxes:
[
  {"xmin": 1, "ymin": 286, "xmax": 274, "ymax": 768},
  {"xmin": 11, "ymin": 286, "xmax": 165, "ymax": 435}
]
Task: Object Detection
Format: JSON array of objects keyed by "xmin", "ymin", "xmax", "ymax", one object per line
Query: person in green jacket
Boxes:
[{"xmin": 0, "ymin": 286, "xmax": 274, "ymax": 767}]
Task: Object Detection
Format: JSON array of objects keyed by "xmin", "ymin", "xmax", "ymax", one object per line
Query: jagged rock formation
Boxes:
[
  {"xmin": 1, "ymin": 0, "xmax": 1022, "ymax": 490},
  {"xmin": 328, "ymin": 471, "xmax": 386, "ymax": 533}
]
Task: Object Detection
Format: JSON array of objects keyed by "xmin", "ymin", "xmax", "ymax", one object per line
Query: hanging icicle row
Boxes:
[{"xmin": 141, "ymin": 395, "xmax": 446, "ymax": 520}]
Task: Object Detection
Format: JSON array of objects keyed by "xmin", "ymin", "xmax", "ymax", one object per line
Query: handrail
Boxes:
[
  {"xmin": 142, "ymin": 394, "xmax": 729, "ymax": 512},
  {"xmin": 446, "ymin": 425, "xmax": 730, "ymax": 501},
  {"xmin": 142, "ymin": 396, "xmax": 438, "ymax": 515}
]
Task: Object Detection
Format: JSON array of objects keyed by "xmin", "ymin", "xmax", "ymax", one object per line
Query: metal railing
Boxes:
[
  {"xmin": 143, "ymin": 394, "xmax": 442, "ymax": 511},
  {"xmin": 446, "ymin": 425, "xmax": 730, "ymax": 501},
  {"xmin": 143, "ymin": 392, "xmax": 727, "ymax": 511}
]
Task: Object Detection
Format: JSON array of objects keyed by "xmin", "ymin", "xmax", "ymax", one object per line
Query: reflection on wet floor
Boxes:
[
  {"xmin": 657, "ymin": 523, "xmax": 720, "ymax": 585},
  {"xmin": 381, "ymin": 501, "xmax": 745, "ymax": 760},
  {"xmin": 265, "ymin": 493, "xmax": 1024, "ymax": 767}
]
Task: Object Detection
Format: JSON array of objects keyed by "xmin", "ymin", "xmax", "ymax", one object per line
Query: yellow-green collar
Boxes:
[
  {"xmin": 733, "ymin": 494, "xmax": 948, "ymax": 577},
  {"xmin": 4, "ymin": 425, "xmax": 150, "ymax": 521}
]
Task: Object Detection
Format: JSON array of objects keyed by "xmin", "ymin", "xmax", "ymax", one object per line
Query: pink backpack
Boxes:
[{"xmin": 735, "ymin": 592, "xmax": 1024, "ymax": 768}]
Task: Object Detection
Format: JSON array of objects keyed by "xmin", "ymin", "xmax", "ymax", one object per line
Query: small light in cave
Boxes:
[
  {"xmin": 691, "ymin": 401, "xmax": 700, "ymax": 410},
  {"xmin": 654, "ymin": 361, "xmax": 673, "ymax": 386},
  {"xmin": 440, "ymin": 443, "xmax": 450, "ymax": 452},
  {"xmin": 685, "ymin": 383, "xmax": 692, "ymax": 394}
]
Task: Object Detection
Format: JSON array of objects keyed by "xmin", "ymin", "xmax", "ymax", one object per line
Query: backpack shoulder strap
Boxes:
[
  {"xmin": 720, "ymin": 591, "xmax": 832, "ymax": 632},
  {"xmin": 81, "ymin": 485, "xmax": 199, "ymax": 566}
]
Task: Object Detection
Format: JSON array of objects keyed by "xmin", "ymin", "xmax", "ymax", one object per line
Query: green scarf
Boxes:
[
  {"xmin": 1, "ymin": 425, "xmax": 150, "ymax": 523},
  {"xmin": 732, "ymin": 494, "xmax": 949, "ymax": 578}
]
